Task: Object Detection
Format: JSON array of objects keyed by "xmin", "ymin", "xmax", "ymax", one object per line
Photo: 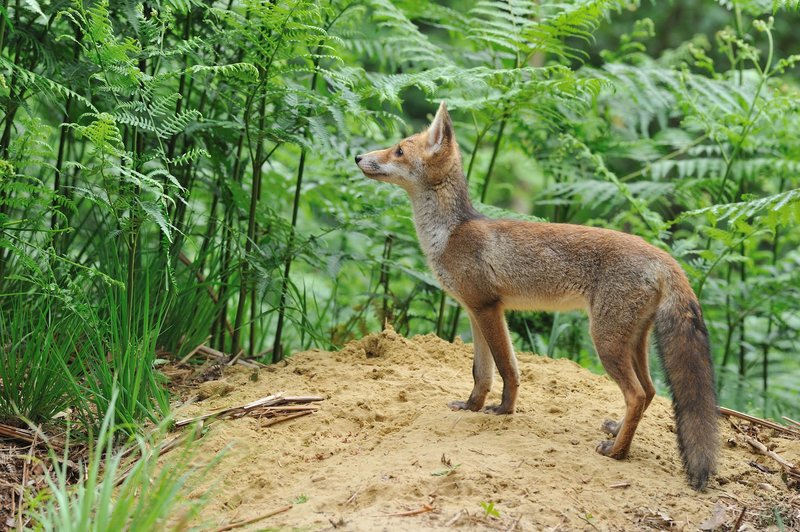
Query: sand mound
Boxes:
[{"xmin": 172, "ymin": 328, "xmax": 800, "ymax": 530}]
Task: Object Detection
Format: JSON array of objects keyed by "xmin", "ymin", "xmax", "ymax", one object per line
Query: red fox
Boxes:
[{"xmin": 355, "ymin": 102, "xmax": 719, "ymax": 490}]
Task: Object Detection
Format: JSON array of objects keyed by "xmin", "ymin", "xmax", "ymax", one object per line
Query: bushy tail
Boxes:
[{"xmin": 654, "ymin": 272, "xmax": 718, "ymax": 491}]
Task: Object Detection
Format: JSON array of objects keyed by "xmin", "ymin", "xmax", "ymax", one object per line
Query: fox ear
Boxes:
[{"xmin": 426, "ymin": 101, "xmax": 453, "ymax": 153}]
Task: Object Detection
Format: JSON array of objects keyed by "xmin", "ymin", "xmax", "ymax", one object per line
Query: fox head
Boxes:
[{"xmin": 355, "ymin": 102, "xmax": 462, "ymax": 192}]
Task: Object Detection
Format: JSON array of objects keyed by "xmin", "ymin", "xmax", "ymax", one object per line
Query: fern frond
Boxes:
[{"xmin": 675, "ymin": 187, "xmax": 800, "ymax": 227}]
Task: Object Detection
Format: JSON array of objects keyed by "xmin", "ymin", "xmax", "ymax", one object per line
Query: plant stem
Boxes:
[
  {"xmin": 480, "ymin": 117, "xmax": 507, "ymax": 203},
  {"xmin": 379, "ymin": 234, "xmax": 394, "ymax": 324},
  {"xmin": 738, "ymin": 241, "xmax": 746, "ymax": 380},
  {"xmin": 271, "ymin": 31, "xmax": 328, "ymax": 360},
  {"xmin": 435, "ymin": 286, "xmax": 447, "ymax": 337},
  {"xmin": 272, "ymin": 146, "xmax": 306, "ymax": 361},
  {"xmin": 231, "ymin": 92, "xmax": 268, "ymax": 357},
  {"xmin": 0, "ymin": 0, "xmax": 9, "ymax": 54}
]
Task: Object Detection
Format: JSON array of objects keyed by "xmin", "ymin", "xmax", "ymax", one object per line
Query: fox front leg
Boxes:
[
  {"xmin": 471, "ymin": 304, "xmax": 519, "ymax": 415},
  {"xmin": 449, "ymin": 314, "xmax": 493, "ymax": 412}
]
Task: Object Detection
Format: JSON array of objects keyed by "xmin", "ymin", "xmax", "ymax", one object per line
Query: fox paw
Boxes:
[
  {"xmin": 595, "ymin": 440, "xmax": 627, "ymax": 459},
  {"xmin": 482, "ymin": 403, "xmax": 514, "ymax": 415},
  {"xmin": 601, "ymin": 419, "xmax": 622, "ymax": 437},
  {"xmin": 449, "ymin": 400, "xmax": 482, "ymax": 412}
]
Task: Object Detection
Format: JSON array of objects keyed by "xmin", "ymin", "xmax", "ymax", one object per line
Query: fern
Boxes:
[
  {"xmin": 675, "ymin": 187, "xmax": 800, "ymax": 228},
  {"xmin": 468, "ymin": 0, "xmax": 624, "ymax": 64}
]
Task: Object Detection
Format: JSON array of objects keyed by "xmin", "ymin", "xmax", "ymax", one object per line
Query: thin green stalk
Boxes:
[
  {"xmin": 719, "ymin": 265, "xmax": 735, "ymax": 374},
  {"xmin": 165, "ymin": 10, "xmax": 191, "ymax": 165},
  {"xmin": 738, "ymin": 242, "xmax": 746, "ymax": 379},
  {"xmin": 231, "ymin": 92, "xmax": 268, "ymax": 357},
  {"xmin": 271, "ymin": 29, "xmax": 330, "ymax": 360},
  {"xmin": 0, "ymin": 0, "xmax": 9, "ymax": 54},
  {"xmin": 0, "ymin": 0, "xmax": 21, "ymax": 158},
  {"xmin": 272, "ymin": 146, "xmax": 306, "ymax": 361},
  {"xmin": 480, "ymin": 118, "xmax": 507, "ymax": 203},
  {"xmin": 696, "ymin": 229, "xmax": 755, "ymax": 298},
  {"xmin": 51, "ymin": 96, "xmax": 73, "ymax": 231},
  {"xmin": 713, "ymin": 25, "xmax": 773, "ymax": 205},
  {"xmin": 380, "ymin": 234, "xmax": 394, "ymax": 324},
  {"xmin": 464, "ymin": 117, "xmax": 489, "ymax": 185},
  {"xmin": 0, "ymin": 0, "xmax": 22, "ymax": 287},
  {"xmin": 435, "ymin": 286, "xmax": 447, "ymax": 337},
  {"xmin": 760, "ymin": 177, "xmax": 784, "ymax": 396},
  {"xmin": 216, "ymin": 133, "xmax": 246, "ymax": 352}
]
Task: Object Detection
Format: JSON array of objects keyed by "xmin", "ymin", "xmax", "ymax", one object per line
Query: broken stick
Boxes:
[
  {"xmin": 742, "ymin": 434, "xmax": 798, "ymax": 472},
  {"xmin": 212, "ymin": 504, "xmax": 292, "ymax": 532},
  {"xmin": 259, "ymin": 410, "xmax": 314, "ymax": 427},
  {"xmin": 719, "ymin": 406, "xmax": 800, "ymax": 438},
  {"xmin": 383, "ymin": 504, "xmax": 434, "ymax": 517},
  {"xmin": 175, "ymin": 392, "xmax": 285, "ymax": 427}
]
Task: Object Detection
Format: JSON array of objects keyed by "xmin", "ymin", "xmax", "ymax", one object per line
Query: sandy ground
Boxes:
[{"xmin": 171, "ymin": 327, "xmax": 800, "ymax": 531}]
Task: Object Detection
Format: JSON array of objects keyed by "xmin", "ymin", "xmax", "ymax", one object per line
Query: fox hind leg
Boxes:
[
  {"xmin": 449, "ymin": 313, "xmax": 494, "ymax": 412},
  {"xmin": 600, "ymin": 323, "xmax": 656, "ymax": 438},
  {"xmin": 592, "ymin": 320, "xmax": 649, "ymax": 459}
]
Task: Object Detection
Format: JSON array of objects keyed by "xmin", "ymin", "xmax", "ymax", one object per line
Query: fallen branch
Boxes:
[
  {"xmin": 238, "ymin": 405, "xmax": 319, "ymax": 421},
  {"xmin": 719, "ymin": 406, "xmax": 800, "ymax": 439},
  {"xmin": 226, "ymin": 349, "xmax": 245, "ymax": 367},
  {"xmin": 0, "ymin": 423, "xmax": 65, "ymax": 451},
  {"xmin": 174, "ymin": 393, "xmax": 324, "ymax": 428},
  {"xmin": 212, "ymin": 504, "xmax": 292, "ymax": 532},
  {"xmin": 175, "ymin": 392, "xmax": 285, "ymax": 427}
]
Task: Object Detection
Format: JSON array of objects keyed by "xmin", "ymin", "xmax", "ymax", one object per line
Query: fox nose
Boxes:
[{"xmin": 355, "ymin": 154, "xmax": 363, "ymax": 164}]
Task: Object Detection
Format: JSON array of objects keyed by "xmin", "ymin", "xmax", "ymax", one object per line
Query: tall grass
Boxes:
[
  {"xmin": 0, "ymin": 296, "xmax": 83, "ymax": 424},
  {"xmin": 24, "ymin": 391, "xmax": 210, "ymax": 531}
]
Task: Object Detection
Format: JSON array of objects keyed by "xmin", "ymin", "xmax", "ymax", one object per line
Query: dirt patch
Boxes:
[{"xmin": 172, "ymin": 327, "xmax": 800, "ymax": 530}]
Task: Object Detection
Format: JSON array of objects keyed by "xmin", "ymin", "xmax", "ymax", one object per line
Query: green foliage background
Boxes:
[{"xmin": 1, "ymin": 0, "xmax": 798, "ymax": 431}]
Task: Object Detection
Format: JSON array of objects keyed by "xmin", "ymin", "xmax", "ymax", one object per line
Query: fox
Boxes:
[{"xmin": 355, "ymin": 101, "xmax": 719, "ymax": 490}]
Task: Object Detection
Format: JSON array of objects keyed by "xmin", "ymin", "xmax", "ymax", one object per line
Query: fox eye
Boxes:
[{"xmin": 395, "ymin": 146, "xmax": 404, "ymax": 157}]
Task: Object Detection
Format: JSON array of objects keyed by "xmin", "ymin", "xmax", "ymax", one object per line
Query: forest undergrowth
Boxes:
[{"xmin": 0, "ymin": 0, "xmax": 799, "ymax": 527}]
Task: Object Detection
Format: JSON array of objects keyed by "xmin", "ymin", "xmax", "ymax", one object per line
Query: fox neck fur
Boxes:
[{"xmin": 409, "ymin": 171, "xmax": 480, "ymax": 262}]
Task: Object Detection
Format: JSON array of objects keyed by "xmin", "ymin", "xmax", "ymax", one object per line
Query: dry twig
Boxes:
[
  {"xmin": 445, "ymin": 509, "xmax": 466, "ymax": 526},
  {"xmin": 179, "ymin": 336, "xmax": 211, "ymax": 365},
  {"xmin": 783, "ymin": 416, "xmax": 800, "ymax": 429},
  {"xmin": 742, "ymin": 434, "xmax": 798, "ymax": 473},
  {"xmin": 383, "ymin": 503, "xmax": 435, "ymax": 517},
  {"xmin": 345, "ymin": 486, "xmax": 362, "ymax": 505},
  {"xmin": 733, "ymin": 507, "xmax": 747, "ymax": 531},
  {"xmin": 212, "ymin": 504, "xmax": 292, "ymax": 532},
  {"xmin": 174, "ymin": 393, "xmax": 324, "ymax": 428},
  {"xmin": 260, "ymin": 410, "xmax": 314, "ymax": 427},
  {"xmin": 719, "ymin": 407, "xmax": 800, "ymax": 438}
]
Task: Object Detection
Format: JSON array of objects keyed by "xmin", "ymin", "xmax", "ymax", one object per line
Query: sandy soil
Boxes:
[{"xmin": 172, "ymin": 327, "xmax": 800, "ymax": 531}]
